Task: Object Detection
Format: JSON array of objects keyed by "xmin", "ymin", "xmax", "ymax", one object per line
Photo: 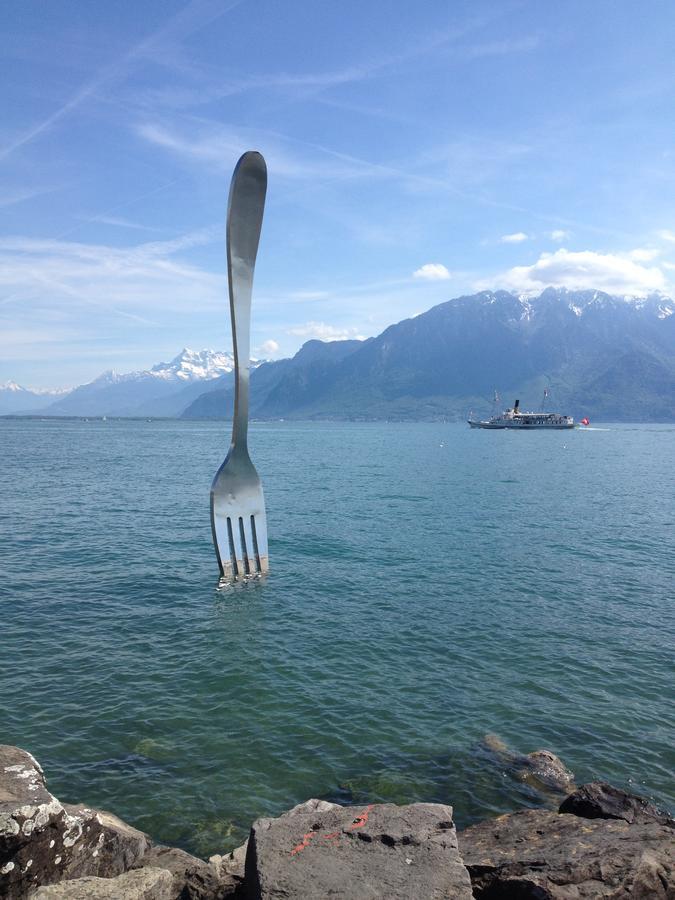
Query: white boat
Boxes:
[{"xmin": 468, "ymin": 397, "xmax": 574, "ymax": 429}]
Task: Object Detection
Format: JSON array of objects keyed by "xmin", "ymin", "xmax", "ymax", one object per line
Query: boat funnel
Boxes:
[{"xmin": 514, "ymin": 399, "xmax": 520, "ymax": 411}]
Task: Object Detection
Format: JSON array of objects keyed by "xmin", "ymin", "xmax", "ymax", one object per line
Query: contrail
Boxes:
[{"xmin": 0, "ymin": 0, "xmax": 243, "ymax": 163}]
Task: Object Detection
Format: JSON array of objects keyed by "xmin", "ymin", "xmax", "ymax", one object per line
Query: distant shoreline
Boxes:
[{"xmin": 2, "ymin": 414, "xmax": 675, "ymax": 424}]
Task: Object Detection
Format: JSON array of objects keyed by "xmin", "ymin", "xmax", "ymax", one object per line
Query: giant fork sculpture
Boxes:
[{"xmin": 210, "ymin": 151, "xmax": 269, "ymax": 581}]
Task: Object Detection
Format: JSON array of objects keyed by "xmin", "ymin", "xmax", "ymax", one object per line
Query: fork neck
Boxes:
[{"xmin": 229, "ymin": 257, "xmax": 252, "ymax": 452}]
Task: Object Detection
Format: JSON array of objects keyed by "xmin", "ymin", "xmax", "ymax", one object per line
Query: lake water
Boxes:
[{"xmin": 1, "ymin": 419, "xmax": 673, "ymax": 857}]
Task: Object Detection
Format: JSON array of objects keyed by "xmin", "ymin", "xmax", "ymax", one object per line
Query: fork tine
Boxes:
[
  {"xmin": 251, "ymin": 513, "xmax": 269, "ymax": 575},
  {"xmin": 228, "ymin": 515, "xmax": 245, "ymax": 579},
  {"xmin": 247, "ymin": 514, "xmax": 261, "ymax": 574},
  {"xmin": 237, "ymin": 515, "xmax": 252, "ymax": 576},
  {"xmin": 211, "ymin": 507, "xmax": 232, "ymax": 580},
  {"xmin": 239, "ymin": 514, "xmax": 257, "ymax": 575}
]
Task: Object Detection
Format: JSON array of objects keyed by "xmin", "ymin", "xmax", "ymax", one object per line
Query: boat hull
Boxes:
[{"xmin": 468, "ymin": 420, "xmax": 575, "ymax": 429}]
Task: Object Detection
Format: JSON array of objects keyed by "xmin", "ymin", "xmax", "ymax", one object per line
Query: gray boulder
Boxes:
[
  {"xmin": 209, "ymin": 841, "xmax": 248, "ymax": 897},
  {"xmin": 208, "ymin": 799, "xmax": 340, "ymax": 893},
  {"xmin": 135, "ymin": 846, "xmax": 243, "ymax": 899},
  {"xmin": 459, "ymin": 807, "xmax": 675, "ymax": 898},
  {"xmin": 559, "ymin": 781, "xmax": 675, "ymax": 826},
  {"xmin": 246, "ymin": 801, "xmax": 473, "ymax": 899},
  {"xmin": 209, "ymin": 842, "xmax": 247, "ymax": 885},
  {"xmin": 206, "ymin": 798, "xmax": 339, "ymax": 895},
  {"xmin": 30, "ymin": 866, "xmax": 173, "ymax": 898},
  {"xmin": 1, "ymin": 745, "xmax": 150, "ymax": 898}
]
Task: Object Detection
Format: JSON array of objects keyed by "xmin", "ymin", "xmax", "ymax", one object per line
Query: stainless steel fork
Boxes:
[{"xmin": 210, "ymin": 150, "xmax": 269, "ymax": 581}]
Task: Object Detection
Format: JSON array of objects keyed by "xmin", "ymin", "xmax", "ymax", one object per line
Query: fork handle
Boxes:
[{"xmin": 226, "ymin": 151, "xmax": 267, "ymax": 452}]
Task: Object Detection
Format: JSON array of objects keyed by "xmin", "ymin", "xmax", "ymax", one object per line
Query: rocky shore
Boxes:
[{"xmin": 1, "ymin": 744, "xmax": 673, "ymax": 899}]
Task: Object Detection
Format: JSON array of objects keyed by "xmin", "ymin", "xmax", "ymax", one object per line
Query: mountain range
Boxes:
[
  {"xmin": 1, "ymin": 349, "xmax": 261, "ymax": 418},
  {"xmin": 4, "ymin": 289, "xmax": 675, "ymax": 421},
  {"xmin": 183, "ymin": 288, "xmax": 675, "ymax": 422},
  {"xmin": 0, "ymin": 382, "xmax": 70, "ymax": 414}
]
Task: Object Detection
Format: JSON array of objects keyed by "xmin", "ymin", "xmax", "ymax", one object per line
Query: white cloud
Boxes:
[
  {"xmin": 550, "ymin": 229, "xmax": 570, "ymax": 242},
  {"xmin": 485, "ymin": 248, "xmax": 667, "ymax": 296},
  {"xmin": 259, "ymin": 339, "xmax": 279, "ymax": 355},
  {"xmin": 657, "ymin": 229, "xmax": 675, "ymax": 243},
  {"xmin": 0, "ymin": 230, "xmax": 221, "ymax": 314},
  {"xmin": 0, "ymin": 227, "xmax": 245, "ymax": 384},
  {"xmin": 413, "ymin": 263, "xmax": 451, "ymax": 280},
  {"xmin": 499, "ymin": 232, "xmax": 529, "ymax": 243},
  {"xmin": 128, "ymin": 15, "xmax": 517, "ymax": 111},
  {"xmin": 138, "ymin": 121, "xmax": 397, "ymax": 183},
  {"xmin": 86, "ymin": 214, "xmax": 161, "ymax": 232},
  {"xmin": 462, "ymin": 36, "xmax": 540, "ymax": 60},
  {"xmin": 287, "ymin": 321, "xmax": 365, "ymax": 341},
  {"xmin": 0, "ymin": 186, "xmax": 59, "ymax": 209},
  {"xmin": 628, "ymin": 248, "xmax": 660, "ymax": 262}
]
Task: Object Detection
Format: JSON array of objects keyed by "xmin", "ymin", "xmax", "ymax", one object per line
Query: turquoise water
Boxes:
[{"xmin": 1, "ymin": 419, "xmax": 673, "ymax": 857}]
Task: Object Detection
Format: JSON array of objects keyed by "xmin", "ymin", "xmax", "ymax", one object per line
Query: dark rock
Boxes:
[
  {"xmin": 1, "ymin": 745, "xmax": 150, "ymax": 899},
  {"xmin": 459, "ymin": 807, "xmax": 675, "ymax": 898},
  {"xmin": 31, "ymin": 866, "xmax": 174, "ymax": 898},
  {"xmin": 63, "ymin": 805, "xmax": 150, "ymax": 875},
  {"xmin": 135, "ymin": 845, "xmax": 242, "ymax": 899},
  {"xmin": 245, "ymin": 801, "xmax": 473, "ymax": 899},
  {"xmin": 559, "ymin": 781, "xmax": 675, "ymax": 826}
]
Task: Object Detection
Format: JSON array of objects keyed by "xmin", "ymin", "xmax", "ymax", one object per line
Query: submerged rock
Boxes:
[
  {"xmin": 518, "ymin": 749, "xmax": 576, "ymax": 793},
  {"xmin": 245, "ymin": 800, "xmax": 473, "ymax": 899},
  {"xmin": 479, "ymin": 734, "xmax": 576, "ymax": 796}
]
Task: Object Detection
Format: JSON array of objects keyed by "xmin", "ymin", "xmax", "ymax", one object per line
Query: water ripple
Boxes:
[{"xmin": 1, "ymin": 420, "xmax": 673, "ymax": 856}]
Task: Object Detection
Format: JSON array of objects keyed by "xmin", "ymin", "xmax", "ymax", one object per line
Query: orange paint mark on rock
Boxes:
[
  {"xmin": 290, "ymin": 831, "xmax": 317, "ymax": 856},
  {"xmin": 290, "ymin": 805, "xmax": 375, "ymax": 857},
  {"xmin": 347, "ymin": 804, "xmax": 374, "ymax": 831}
]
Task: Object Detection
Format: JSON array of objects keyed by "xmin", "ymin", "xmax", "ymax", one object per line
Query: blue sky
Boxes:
[{"xmin": 2, "ymin": 0, "xmax": 675, "ymax": 387}]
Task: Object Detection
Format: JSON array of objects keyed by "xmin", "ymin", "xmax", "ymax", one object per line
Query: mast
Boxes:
[{"xmin": 539, "ymin": 388, "xmax": 549, "ymax": 412}]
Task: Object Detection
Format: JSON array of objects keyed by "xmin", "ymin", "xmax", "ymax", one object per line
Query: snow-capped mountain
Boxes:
[
  {"xmin": 86, "ymin": 349, "xmax": 240, "ymax": 388},
  {"xmin": 0, "ymin": 381, "xmax": 71, "ymax": 415},
  {"xmin": 151, "ymin": 348, "xmax": 240, "ymax": 381},
  {"xmin": 33, "ymin": 349, "xmax": 265, "ymax": 418},
  {"xmin": 183, "ymin": 288, "xmax": 675, "ymax": 422}
]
